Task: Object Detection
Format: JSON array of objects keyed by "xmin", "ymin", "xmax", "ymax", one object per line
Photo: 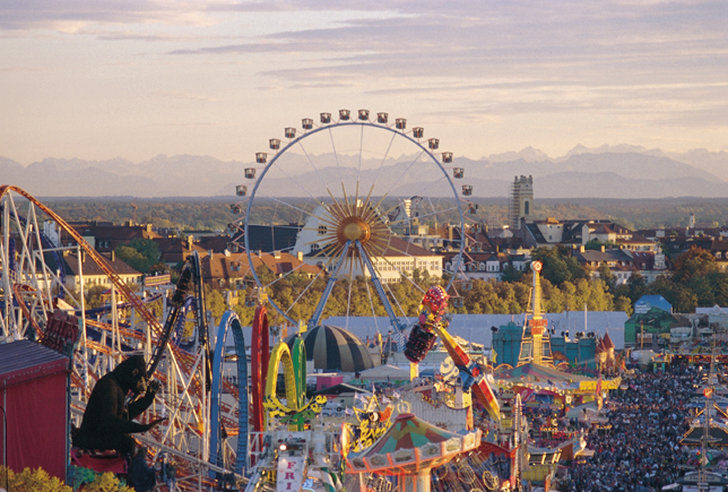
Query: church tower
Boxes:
[{"xmin": 509, "ymin": 175, "xmax": 534, "ymax": 230}]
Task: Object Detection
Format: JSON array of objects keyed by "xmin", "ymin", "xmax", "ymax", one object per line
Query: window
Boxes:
[
  {"xmin": 311, "ymin": 243, "xmax": 320, "ymax": 252},
  {"xmin": 318, "ymin": 225, "xmax": 327, "ymax": 235}
]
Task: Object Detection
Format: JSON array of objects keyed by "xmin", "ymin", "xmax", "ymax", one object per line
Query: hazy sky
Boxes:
[{"xmin": 2, "ymin": 1, "xmax": 726, "ymax": 164}]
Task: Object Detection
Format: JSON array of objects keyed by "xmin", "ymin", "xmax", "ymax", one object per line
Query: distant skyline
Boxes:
[{"xmin": 2, "ymin": 1, "xmax": 726, "ymax": 165}]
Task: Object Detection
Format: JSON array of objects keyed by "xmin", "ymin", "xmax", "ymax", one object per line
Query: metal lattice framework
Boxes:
[
  {"xmin": 0, "ymin": 185, "xmax": 244, "ymax": 490},
  {"xmin": 239, "ymin": 110, "xmax": 469, "ymax": 334}
]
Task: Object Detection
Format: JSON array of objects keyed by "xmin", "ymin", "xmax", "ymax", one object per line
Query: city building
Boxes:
[{"xmin": 62, "ymin": 250, "xmax": 142, "ymax": 291}]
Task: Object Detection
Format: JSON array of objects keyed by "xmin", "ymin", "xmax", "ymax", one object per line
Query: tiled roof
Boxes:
[
  {"xmin": 197, "ymin": 235, "xmax": 231, "ymax": 253},
  {"xmin": 576, "ymin": 248, "xmax": 633, "ymax": 262},
  {"xmin": 200, "ymin": 251, "xmax": 320, "ymax": 282},
  {"xmin": 368, "ymin": 236, "xmax": 438, "ymax": 258},
  {"xmin": 63, "ymin": 252, "xmax": 141, "ymax": 276},
  {"xmin": 246, "ymin": 224, "xmax": 301, "ymax": 252}
]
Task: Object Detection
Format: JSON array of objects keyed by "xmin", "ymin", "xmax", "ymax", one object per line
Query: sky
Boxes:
[{"xmin": 1, "ymin": 0, "xmax": 727, "ymax": 165}]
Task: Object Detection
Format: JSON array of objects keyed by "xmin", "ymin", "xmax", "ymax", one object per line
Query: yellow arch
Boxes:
[{"xmin": 264, "ymin": 341, "xmax": 300, "ymax": 423}]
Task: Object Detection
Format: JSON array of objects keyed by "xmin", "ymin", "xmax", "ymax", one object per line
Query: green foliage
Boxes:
[
  {"xmin": 0, "ymin": 465, "xmax": 72, "ymax": 491},
  {"xmin": 68, "ymin": 465, "xmax": 134, "ymax": 491},
  {"xmin": 597, "ymin": 263, "xmax": 615, "ymax": 292},
  {"xmin": 500, "ymin": 263, "xmax": 524, "ymax": 282},
  {"xmin": 614, "ymin": 295, "xmax": 633, "ymax": 316},
  {"xmin": 205, "ymin": 286, "xmax": 227, "ymax": 325},
  {"xmin": 85, "ymin": 285, "xmax": 110, "ymax": 309},
  {"xmin": 531, "ymin": 246, "xmax": 587, "ymax": 286},
  {"xmin": 649, "ymin": 276, "xmax": 698, "ymax": 313},
  {"xmin": 115, "ymin": 238, "xmax": 161, "ymax": 273},
  {"xmin": 222, "ymin": 271, "xmax": 625, "ymax": 322},
  {"xmin": 671, "ymin": 246, "xmax": 718, "ymax": 283},
  {"xmin": 80, "ymin": 472, "xmax": 134, "ymax": 492}
]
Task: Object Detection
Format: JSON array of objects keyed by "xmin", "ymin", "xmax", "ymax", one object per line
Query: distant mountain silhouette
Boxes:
[{"xmin": 1, "ymin": 146, "xmax": 726, "ymax": 198}]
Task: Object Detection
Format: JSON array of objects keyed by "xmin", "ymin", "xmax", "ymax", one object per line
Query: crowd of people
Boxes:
[{"xmin": 565, "ymin": 362, "xmax": 702, "ymax": 491}]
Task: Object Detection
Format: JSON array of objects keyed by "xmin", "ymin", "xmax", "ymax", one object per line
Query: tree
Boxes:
[
  {"xmin": 501, "ymin": 264, "xmax": 524, "ymax": 282},
  {"xmin": 597, "ymin": 263, "xmax": 615, "ymax": 292},
  {"xmin": 115, "ymin": 238, "xmax": 161, "ymax": 274},
  {"xmin": 649, "ymin": 276, "xmax": 698, "ymax": 313},
  {"xmin": 672, "ymin": 246, "xmax": 718, "ymax": 283},
  {"xmin": 614, "ymin": 295, "xmax": 633, "ymax": 316},
  {"xmin": 85, "ymin": 285, "xmax": 109, "ymax": 309},
  {"xmin": 531, "ymin": 246, "xmax": 587, "ymax": 286},
  {"xmin": 205, "ymin": 287, "xmax": 227, "ymax": 325}
]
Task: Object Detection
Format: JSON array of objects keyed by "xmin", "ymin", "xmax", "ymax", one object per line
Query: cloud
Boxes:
[{"xmin": 0, "ymin": 0, "xmax": 213, "ymax": 30}]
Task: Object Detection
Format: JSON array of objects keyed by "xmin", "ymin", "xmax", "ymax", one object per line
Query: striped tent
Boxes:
[{"xmin": 287, "ymin": 325, "xmax": 375, "ymax": 373}]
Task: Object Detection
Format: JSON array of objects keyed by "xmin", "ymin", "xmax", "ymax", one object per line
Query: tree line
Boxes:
[{"xmin": 102, "ymin": 240, "xmax": 727, "ymax": 325}]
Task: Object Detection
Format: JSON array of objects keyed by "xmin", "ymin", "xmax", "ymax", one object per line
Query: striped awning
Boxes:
[{"xmin": 288, "ymin": 325, "xmax": 375, "ymax": 373}]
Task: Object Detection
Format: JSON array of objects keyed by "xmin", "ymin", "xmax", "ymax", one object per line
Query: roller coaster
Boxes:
[{"xmin": 0, "ymin": 185, "xmax": 260, "ymax": 489}]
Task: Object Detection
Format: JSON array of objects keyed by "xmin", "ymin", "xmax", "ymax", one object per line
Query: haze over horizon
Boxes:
[{"xmin": 2, "ymin": 1, "xmax": 726, "ymax": 167}]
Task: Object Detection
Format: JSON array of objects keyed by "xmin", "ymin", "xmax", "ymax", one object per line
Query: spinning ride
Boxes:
[
  {"xmin": 239, "ymin": 110, "xmax": 468, "ymax": 333},
  {"xmin": 347, "ymin": 412, "xmax": 481, "ymax": 492}
]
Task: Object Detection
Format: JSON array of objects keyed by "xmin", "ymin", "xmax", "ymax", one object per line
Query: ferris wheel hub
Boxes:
[{"xmin": 338, "ymin": 216, "xmax": 371, "ymax": 244}]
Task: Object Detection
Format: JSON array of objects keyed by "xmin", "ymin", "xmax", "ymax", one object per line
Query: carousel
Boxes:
[{"xmin": 346, "ymin": 413, "xmax": 481, "ymax": 492}]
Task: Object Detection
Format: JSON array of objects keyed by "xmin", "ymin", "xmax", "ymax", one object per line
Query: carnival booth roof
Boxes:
[
  {"xmin": 347, "ymin": 413, "xmax": 481, "ymax": 474},
  {"xmin": 502, "ymin": 362, "xmax": 591, "ymax": 384},
  {"xmin": 287, "ymin": 324, "xmax": 375, "ymax": 373}
]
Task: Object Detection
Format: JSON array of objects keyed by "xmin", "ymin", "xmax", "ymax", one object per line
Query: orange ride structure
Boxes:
[{"xmin": 0, "ymin": 185, "xmax": 249, "ymax": 489}]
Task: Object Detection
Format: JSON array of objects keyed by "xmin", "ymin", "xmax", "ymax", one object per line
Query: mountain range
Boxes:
[{"xmin": 1, "ymin": 145, "xmax": 727, "ymax": 198}]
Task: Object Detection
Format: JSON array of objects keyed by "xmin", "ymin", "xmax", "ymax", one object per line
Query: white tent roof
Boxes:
[
  {"xmin": 325, "ymin": 311, "xmax": 628, "ymax": 349},
  {"xmin": 359, "ymin": 364, "xmax": 410, "ymax": 380}
]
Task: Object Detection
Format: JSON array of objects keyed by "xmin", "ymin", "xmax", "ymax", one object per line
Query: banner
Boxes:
[{"xmin": 277, "ymin": 455, "xmax": 306, "ymax": 492}]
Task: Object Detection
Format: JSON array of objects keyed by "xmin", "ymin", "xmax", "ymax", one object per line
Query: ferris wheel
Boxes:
[{"xmin": 239, "ymin": 109, "xmax": 470, "ymax": 333}]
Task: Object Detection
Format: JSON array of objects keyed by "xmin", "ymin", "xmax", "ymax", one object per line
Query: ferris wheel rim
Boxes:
[{"xmin": 243, "ymin": 116, "xmax": 466, "ymax": 327}]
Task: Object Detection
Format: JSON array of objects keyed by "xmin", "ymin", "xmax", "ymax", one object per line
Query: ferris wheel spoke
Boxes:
[
  {"xmin": 283, "ymin": 260, "xmax": 333, "ymax": 317},
  {"xmin": 368, "ymin": 131, "xmax": 397, "ymax": 193},
  {"xmin": 265, "ymin": 159, "xmax": 326, "ymax": 206},
  {"xmin": 286, "ymin": 244, "xmax": 346, "ymax": 314},
  {"xmin": 327, "ymin": 126, "xmax": 346, "ymax": 187},
  {"xmin": 325, "ymin": 187, "xmax": 350, "ymax": 223},
  {"xmin": 379, "ymin": 149, "xmax": 427, "ymax": 200},
  {"xmin": 257, "ymin": 257, "xmax": 316, "ymax": 292},
  {"xmin": 362, "ymin": 241, "xmax": 426, "ymax": 295},
  {"xmin": 296, "ymin": 140, "xmax": 332, "ymax": 204},
  {"xmin": 265, "ymin": 197, "xmax": 330, "ymax": 226},
  {"xmin": 387, "ymin": 203, "xmax": 462, "ymax": 230},
  {"xmin": 358, "ymin": 124, "xmax": 364, "ymax": 177}
]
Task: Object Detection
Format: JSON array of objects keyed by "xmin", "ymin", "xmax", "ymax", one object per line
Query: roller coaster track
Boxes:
[
  {"xmin": 0, "ymin": 185, "xmax": 163, "ymax": 338},
  {"xmin": 0, "ymin": 185, "xmax": 231, "ymax": 489},
  {"xmin": 0, "ymin": 186, "xmax": 201, "ymax": 387}
]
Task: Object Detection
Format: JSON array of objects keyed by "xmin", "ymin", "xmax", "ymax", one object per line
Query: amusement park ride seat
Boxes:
[{"xmin": 71, "ymin": 448, "xmax": 127, "ymax": 475}]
